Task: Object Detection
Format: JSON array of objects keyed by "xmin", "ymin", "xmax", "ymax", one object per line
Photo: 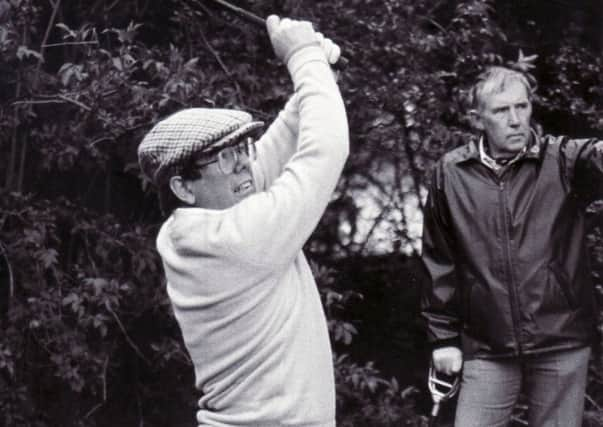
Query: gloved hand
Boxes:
[
  {"xmin": 432, "ymin": 346, "xmax": 463, "ymax": 376},
  {"xmin": 266, "ymin": 15, "xmax": 321, "ymax": 65}
]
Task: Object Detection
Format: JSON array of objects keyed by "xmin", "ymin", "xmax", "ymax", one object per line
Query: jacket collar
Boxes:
[
  {"xmin": 478, "ymin": 137, "xmax": 527, "ymax": 171},
  {"xmin": 459, "ymin": 128, "xmax": 542, "ymax": 167}
]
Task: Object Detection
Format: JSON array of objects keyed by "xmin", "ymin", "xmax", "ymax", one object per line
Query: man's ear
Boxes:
[
  {"xmin": 169, "ymin": 176, "xmax": 196, "ymax": 205},
  {"xmin": 468, "ymin": 109, "xmax": 485, "ymax": 131}
]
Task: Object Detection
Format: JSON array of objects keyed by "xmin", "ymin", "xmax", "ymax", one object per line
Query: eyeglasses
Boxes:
[{"xmin": 192, "ymin": 136, "xmax": 257, "ymax": 176}]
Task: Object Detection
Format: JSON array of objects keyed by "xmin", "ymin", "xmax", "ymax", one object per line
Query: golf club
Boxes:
[{"xmin": 203, "ymin": 0, "xmax": 349, "ymax": 70}]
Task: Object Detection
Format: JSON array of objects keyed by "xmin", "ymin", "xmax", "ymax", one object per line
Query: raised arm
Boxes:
[
  {"xmin": 252, "ymin": 94, "xmax": 300, "ymax": 191},
  {"xmin": 560, "ymin": 137, "xmax": 603, "ymax": 202},
  {"xmin": 227, "ymin": 17, "xmax": 349, "ymax": 265},
  {"xmin": 253, "ymin": 34, "xmax": 341, "ymax": 190}
]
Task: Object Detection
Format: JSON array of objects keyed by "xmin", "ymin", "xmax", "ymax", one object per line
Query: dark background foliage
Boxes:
[{"xmin": 0, "ymin": 0, "xmax": 602, "ymax": 426}]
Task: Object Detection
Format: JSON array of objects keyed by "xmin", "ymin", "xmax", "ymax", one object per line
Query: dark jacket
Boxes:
[{"xmin": 421, "ymin": 133, "xmax": 603, "ymax": 359}]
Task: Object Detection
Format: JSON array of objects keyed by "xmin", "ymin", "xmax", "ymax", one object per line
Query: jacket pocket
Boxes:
[{"xmin": 548, "ymin": 262, "xmax": 577, "ymax": 309}]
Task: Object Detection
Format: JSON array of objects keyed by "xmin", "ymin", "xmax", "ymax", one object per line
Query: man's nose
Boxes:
[
  {"xmin": 508, "ymin": 108, "xmax": 520, "ymax": 126},
  {"xmin": 234, "ymin": 151, "xmax": 251, "ymax": 172}
]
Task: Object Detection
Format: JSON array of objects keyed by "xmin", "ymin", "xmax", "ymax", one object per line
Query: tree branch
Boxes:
[
  {"xmin": 13, "ymin": 96, "xmax": 92, "ymax": 111},
  {"xmin": 12, "ymin": 99, "xmax": 64, "ymax": 106},
  {"xmin": 106, "ymin": 303, "xmax": 150, "ymax": 365},
  {"xmin": 16, "ymin": 135, "xmax": 27, "ymax": 193},
  {"xmin": 199, "ymin": 24, "xmax": 230, "ymax": 76},
  {"xmin": 83, "ymin": 355, "xmax": 109, "ymax": 418},
  {"xmin": 42, "ymin": 41, "xmax": 99, "ymax": 48},
  {"xmin": 585, "ymin": 392, "xmax": 602, "ymax": 411},
  {"xmin": 357, "ymin": 205, "xmax": 391, "ymax": 255},
  {"xmin": 107, "ymin": 0, "xmax": 122, "ymax": 12},
  {"xmin": 34, "ymin": 0, "xmax": 62, "ymax": 90},
  {"xmin": 5, "ymin": 26, "xmax": 26, "ymax": 191},
  {"xmin": 57, "ymin": 94, "xmax": 92, "ymax": 111},
  {"xmin": 401, "ymin": 147, "xmax": 425, "ymax": 210},
  {"xmin": 198, "ymin": 23, "xmax": 244, "ymax": 105},
  {"xmin": 0, "ymin": 241, "xmax": 14, "ymax": 302}
]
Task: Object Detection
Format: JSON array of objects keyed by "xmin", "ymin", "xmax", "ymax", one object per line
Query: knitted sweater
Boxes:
[{"xmin": 156, "ymin": 46, "xmax": 349, "ymax": 426}]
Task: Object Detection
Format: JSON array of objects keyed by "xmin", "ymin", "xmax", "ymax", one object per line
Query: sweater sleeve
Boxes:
[
  {"xmin": 225, "ymin": 46, "xmax": 349, "ymax": 266},
  {"xmin": 252, "ymin": 94, "xmax": 300, "ymax": 191},
  {"xmin": 420, "ymin": 165, "xmax": 461, "ymax": 349}
]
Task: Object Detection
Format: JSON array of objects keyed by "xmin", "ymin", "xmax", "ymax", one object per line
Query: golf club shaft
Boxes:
[
  {"xmin": 209, "ymin": 0, "xmax": 265, "ymax": 26},
  {"xmin": 205, "ymin": 0, "xmax": 349, "ymax": 69}
]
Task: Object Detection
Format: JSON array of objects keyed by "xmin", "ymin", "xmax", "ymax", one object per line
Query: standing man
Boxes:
[
  {"xmin": 137, "ymin": 16, "xmax": 348, "ymax": 426},
  {"xmin": 421, "ymin": 65, "xmax": 603, "ymax": 426}
]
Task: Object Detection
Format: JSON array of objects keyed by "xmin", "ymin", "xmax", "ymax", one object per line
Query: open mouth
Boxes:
[{"xmin": 234, "ymin": 180, "xmax": 254, "ymax": 195}]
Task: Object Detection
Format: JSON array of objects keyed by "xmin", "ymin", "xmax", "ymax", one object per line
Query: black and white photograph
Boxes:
[{"xmin": 1, "ymin": 0, "xmax": 602, "ymax": 426}]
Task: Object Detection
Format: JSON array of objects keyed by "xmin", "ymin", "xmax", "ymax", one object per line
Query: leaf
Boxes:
[
  {"xmin": 122, "ymin": 53, "xmax": 136, "ymax": 68},
  {"xmin": 55, "ymin": 22, "xmax": 76, "ymax": 39},
  {"xmin": 367, "ymin": 377, "xmax": 377, "ymax": 392},
  {"xmin": 84, "ymin": 277, "xmax": 109, "ymax": 295},
  {"xmin": 112, "ymin": 57, "xmax": 123, "ymax": 71},
  {"xmin": 511, "ymin": 49, "xmax": 538, "ymax": 72},
  {"xmin": 93, "ymin": 314, "xmax": 108, "ymax": 337},
  {"xmin": 58, "ymin": 63, "xmax": 76, "ymax": 86},
  {"xmin": 142, "ymin": 59, "xmax": 155, "ymax": 70},
  {"xmin": 370, "ymin": 113, "xmax": 396, "ymax": 128},
  {"xmin": 124, "ymin": 161, "xmax": 140, "ymax": 173},
  {"xmin": 62, "ymin": 293, "xmax": 80, "ymax": 307},
  {"xmin": 16, "ymin": 46, "xmax": 43, "ymax": 62},
  {"xmin": 401, "ymin": 385, "xmax": 418, "ymax": 399},
  {"xmin": 57, "ymin": 62, "xmax": 74, "ymax": 74},
  {"xmin": 40, "ymin": 248, "xmax": 58, "ymax": 269},
  {"xmin": 184, "ymin": 57, "xmax": 199, "ymax": 71}
]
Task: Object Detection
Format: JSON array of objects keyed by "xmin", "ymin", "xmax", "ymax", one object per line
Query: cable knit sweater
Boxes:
[{"xmin": 156, "ymin": 46, "xmax": 349, "ymax": 426}]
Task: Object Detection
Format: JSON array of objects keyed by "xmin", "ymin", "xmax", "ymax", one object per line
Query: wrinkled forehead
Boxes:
[{"xmin": 484, "ymin": 79, "xmax": 530, "ymax": 106}]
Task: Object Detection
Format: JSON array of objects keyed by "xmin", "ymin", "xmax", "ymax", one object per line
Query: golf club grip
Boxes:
[{"xmin": 332, "ymin": 56, "xmax": 349, "ymax": 70}]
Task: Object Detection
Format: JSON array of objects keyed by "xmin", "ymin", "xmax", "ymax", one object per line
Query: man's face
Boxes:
[
  {"xmin": 474, "ymin": 80, "xmax": 532, "ymax": 158},
  {"xmin": 183, "ymin": 140, "xmax": 257, "ymax": 210}
]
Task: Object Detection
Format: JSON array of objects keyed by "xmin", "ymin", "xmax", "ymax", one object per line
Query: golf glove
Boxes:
[
  {"xmin": 315, "ymin": 32, "xmax": 341, "ymax": 65},
  {"xmin": 267, "ymin": 15, "xmax": 341, "ymax": 66}
]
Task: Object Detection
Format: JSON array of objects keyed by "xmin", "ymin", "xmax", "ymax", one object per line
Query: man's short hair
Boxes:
[
  {"xmin": 155, "ymin": 153, "xmax": 219, "ymax": 216},
  {"xmin": 156, "ymin": 161, "xmax": 198, "ymax": 216},
  {"xmin": 468, "ymin": 66, "xmax": 534, "ymax": 110}
]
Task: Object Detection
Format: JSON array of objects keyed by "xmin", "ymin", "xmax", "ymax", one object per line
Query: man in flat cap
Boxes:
[{"xmin": 138, "ymin": 15, "xmax": 348, "ymax": 427}]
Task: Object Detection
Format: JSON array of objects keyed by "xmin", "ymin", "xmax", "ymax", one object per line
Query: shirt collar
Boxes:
[
  {"xmin": 478, "ymin": 137, "xmax": 527, "ymax": 171},
  {"xmin": 455, "ymin": 128, "xmax": 542, "ymax": 166},
  {"xmin": 478, "ymin": 128, "xmax": 541, "ymax": 171}
]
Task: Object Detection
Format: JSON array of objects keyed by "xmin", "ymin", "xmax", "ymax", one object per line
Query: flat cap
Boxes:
[{"xmin": 138, "ymin": 108, "xmax": 263, "ymax": 184}]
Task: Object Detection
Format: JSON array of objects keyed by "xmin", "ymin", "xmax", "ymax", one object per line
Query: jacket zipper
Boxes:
[{"xmin": 498, "ymin": 181, "xmax": 523, "ymax": 356}]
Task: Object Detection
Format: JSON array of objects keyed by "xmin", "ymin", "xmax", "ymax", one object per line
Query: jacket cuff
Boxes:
[{"xmin": 431, "ymin": 337, "xmax": 461, "ymax": 352}]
